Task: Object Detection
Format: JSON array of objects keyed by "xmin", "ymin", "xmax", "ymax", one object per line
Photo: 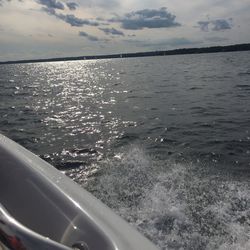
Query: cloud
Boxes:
[
  {"xmin": 99, "ymin": 27, "xmax": 124, "ymax": 36},
  {"xmin": 163, "ymin": 37, "xmax": 202, "ymax": 46},
  {"xmin": 197, "ymin": 21, "xmax": 210, "ymax": 32},
  {"xmin": 42, "ymin": 6, "xmax": 56, "ymax": 14},
  {"xmin": 124, "ymin": 37, "xmax": 202, "ymax": 48},
  {"xmin": 205, "ymin": 36, "xmax": 229, "ymax": 42},
  {"xmin": 197, "ymin": 18, "xmax": 233, "ymax": 32},
  {"xmin": 109, "ymin": 7, "xmax": 180, "ymax": 30},
  {"xmin": 66, "ymin": 2, "xmax": 78, "ymax": 10},
  {"xmin": 58, "ymin": 14, "xmax": 99, "ymax": 27},
  {"xmin": 77, "ymin": 0, "xmax": 119, "ymax": 9},
  {"xmin": 0, "ymin": 0, "xmax": 16, "ymax": 6},
  {"xmin": 79, "ymin": 31, "xmax": 99, "ymax": 41},
  {"xmin": 37, "ymin": 0, "xmax": 64, "ymax": 10},
  {"xmin": 0, "ymin": 0, "xmax": 7, "ymax": 6},
  {"xmin": 211, "ymin": 19, "xmax": 233, "ymax": 31},
  {"xmin": 42, "ymin": 7, "xmax": 99, "ymax": 27}
]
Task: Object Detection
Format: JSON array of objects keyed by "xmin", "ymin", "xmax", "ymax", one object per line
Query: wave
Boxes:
[{"xmin": 85, "ymin": 146, "xmax": 250, "ymax": 250}]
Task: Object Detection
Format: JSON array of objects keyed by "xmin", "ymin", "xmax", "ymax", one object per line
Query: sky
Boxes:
[{"xmin": 0, "ymin": 0, "xmax": 250, "ymax": 61}]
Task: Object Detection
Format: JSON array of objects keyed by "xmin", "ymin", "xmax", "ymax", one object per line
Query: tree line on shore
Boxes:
[{"xmin": 1, "ymin": 43, "xmax": 250, "ymax": 65}]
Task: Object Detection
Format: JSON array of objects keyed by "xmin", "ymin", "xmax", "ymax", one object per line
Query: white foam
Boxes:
[{"xmin": 85, "ymin": 146, "xmax": 250, "ymax": 250}]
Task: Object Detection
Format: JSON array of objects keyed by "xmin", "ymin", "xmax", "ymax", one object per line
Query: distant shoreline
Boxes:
[{"xmin": 1, "ymin": 43, "xmax": 250, "ymax": 65}]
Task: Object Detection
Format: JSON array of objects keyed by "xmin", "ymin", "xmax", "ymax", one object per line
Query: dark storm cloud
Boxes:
[
  {"xmin": 99, "ymin": 27, "xmax": 124, "ymax": 36},
  {"xmin": 42, "ymin": 7, "xmax": 99, "ymax": 27},
  {"xmin": 197, "ymin": 18, "xmax": 233, "ymax": 32},
  {"xmin": 79, "ymin": 31, "xmax": 99, "ymax": 41},
  {"xmin": 38, "ymin": 0, "xmax": 64, "ymax": 10},
  {"xmin": 109, "ymin": 7, "xmax": 180, "ymax": 30},
  {"xmin": 66, "ymin": 2, "xmax": 78, "ymax": 10}
]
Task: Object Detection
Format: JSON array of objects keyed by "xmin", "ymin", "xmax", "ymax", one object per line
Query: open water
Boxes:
[{"xmin": 1, "ymin": 51, "xmax": 250, "ymax": 249}]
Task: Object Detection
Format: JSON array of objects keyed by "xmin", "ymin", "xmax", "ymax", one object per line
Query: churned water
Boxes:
[{"xmin": 1, "ymin": 51, "xmax": 250, "ymax": 249}]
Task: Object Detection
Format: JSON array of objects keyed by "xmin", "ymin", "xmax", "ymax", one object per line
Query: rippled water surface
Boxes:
[{"xmin": 1, "ymin": 52, "xmax": 250, "ymax": 249}]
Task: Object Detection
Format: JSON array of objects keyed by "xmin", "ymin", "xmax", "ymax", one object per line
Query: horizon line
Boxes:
[{"xmin": 1, "ymin": 43, "xmax": 250, "ymax": 65}]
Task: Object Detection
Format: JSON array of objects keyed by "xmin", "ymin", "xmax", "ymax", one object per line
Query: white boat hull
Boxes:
[{"xmin": 0, "ymin": 134, "xmax": 158, "ymax": 250}]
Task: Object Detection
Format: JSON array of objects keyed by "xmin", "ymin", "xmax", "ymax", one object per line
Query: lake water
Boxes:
[{"xmin": 1, "ymin": 51, "xmax": 250, "ymax": 249}]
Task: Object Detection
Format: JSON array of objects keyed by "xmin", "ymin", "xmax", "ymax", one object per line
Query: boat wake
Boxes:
[{"xmin": 84, "ymin": 146, "xmax": 250, "ymax": 250}]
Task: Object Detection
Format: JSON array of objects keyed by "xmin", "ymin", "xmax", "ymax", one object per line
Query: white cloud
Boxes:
[{"xmin": 0, "ymin": 0, "xmax": 249, "ymax": 60}]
